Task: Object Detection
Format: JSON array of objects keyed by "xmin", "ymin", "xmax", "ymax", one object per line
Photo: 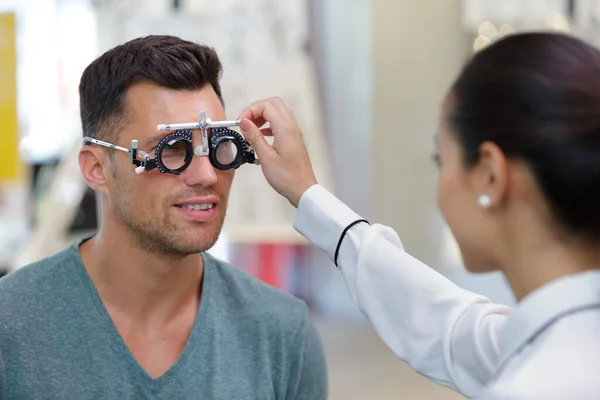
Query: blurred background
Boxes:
[{"xmin": 0, "ymin": 0, "xmax": 598, "ymax": 398}]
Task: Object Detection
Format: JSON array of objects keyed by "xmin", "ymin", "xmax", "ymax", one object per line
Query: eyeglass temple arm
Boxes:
[
  {"xmin": 82, "ymin": 137, "xmax": 129, "ymax": 153},
  {"xmin": 82, "ymin": 137, "xmax": 151, "ymax": 173}
]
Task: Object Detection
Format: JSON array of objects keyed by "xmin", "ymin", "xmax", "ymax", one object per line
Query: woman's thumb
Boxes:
[{"xmin": 240, "ymin": 118, "xmax": 274, "ymax": 159}]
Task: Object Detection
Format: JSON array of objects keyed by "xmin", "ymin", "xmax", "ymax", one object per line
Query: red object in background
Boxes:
[
  {"xmin": 233, "ymin": 243, "xmax": 313, "ymax": 306},
  {"xmin": 257, "ymin": 243, "xmax": 286, "ymax": 288}
]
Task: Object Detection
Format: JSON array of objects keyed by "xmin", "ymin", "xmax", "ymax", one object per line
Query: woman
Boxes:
[{"xmin": 238, "ymin": 32, "xmax": 600, "ymax": 399}]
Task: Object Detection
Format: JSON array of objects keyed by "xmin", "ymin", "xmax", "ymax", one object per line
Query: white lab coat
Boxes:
[{"xmin": 294, "ymin": 185, "xmax": 600, "ymax": 400}]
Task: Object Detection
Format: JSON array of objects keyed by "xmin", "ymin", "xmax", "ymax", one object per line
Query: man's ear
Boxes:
[
  {"xmin": 473, "ymin": 141, "xmax": 509, "ymax": 208},
  {"xmin": 79, "ymin": 147, "xmax": 110, "ymax": 195}
]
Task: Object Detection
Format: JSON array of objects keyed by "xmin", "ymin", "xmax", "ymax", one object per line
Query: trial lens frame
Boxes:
[{"xmin": 82, "ymin": 112, "xmax": 257, "ymax": 175}]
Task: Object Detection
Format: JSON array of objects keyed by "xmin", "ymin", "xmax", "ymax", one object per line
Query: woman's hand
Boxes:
[{"xmin": 238, "ymin": 97, "xmax": 318, "ymax": 207}]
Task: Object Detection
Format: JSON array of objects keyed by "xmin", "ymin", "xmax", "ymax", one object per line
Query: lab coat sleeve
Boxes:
[{"xmin": 293, "ymin": 184, "xmax": 511, "ymax": 397}]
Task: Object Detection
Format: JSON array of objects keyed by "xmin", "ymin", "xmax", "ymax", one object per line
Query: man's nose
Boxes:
[{"xmin": 182, "ymin": 154, "xmax": 218, "ymax": 187}]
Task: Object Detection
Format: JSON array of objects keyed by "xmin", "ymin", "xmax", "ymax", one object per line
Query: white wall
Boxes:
[
  {"xmin": 306, "ymin": 0, "xmax": 374, "ymax": 318},
  {"xmin": 372, "ymin": 0, "xmax": 468, "ymax": 268},
  {"xmin": 311, "ymin": 0, "xmax": 373, "ymax": 218},
  {"xmin": 371, "ymin": 0, "xmax": 515, "ymax": 305}
]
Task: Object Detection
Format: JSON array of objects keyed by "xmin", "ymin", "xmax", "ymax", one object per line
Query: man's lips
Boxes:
[
  {"xmin": 173, "ymin": 197, "xmax": 219, "ymax": 221},
  {"xmin": 176, "ymin": 195, "xmax": 219, "ymax": 205}
]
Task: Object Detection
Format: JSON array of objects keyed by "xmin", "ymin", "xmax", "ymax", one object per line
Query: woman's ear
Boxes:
[
  {"xmin": 473, "ymin": 141, "xmax": 509, "ymax": 208},
  {"xmin": 78, "ymin": 147, "xmax": 110, "ymax": 195}
]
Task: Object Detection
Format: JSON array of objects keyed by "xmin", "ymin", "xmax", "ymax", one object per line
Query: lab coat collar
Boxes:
[{"xmin": 496, "ymin": 270, "xmax": 600, "ymax": 370}]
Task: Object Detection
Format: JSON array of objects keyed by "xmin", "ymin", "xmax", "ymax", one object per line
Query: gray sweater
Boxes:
[{"xmin": 0, "ymin": 240, "xmax": 327, "ymax": 399}]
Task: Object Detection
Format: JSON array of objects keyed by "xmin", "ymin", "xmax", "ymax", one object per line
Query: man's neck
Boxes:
[{"xmin": 79, "ymin": 228, "xmax": 204, "ymax": 327}]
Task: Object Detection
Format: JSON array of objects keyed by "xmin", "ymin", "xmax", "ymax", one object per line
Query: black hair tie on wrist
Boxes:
[{"xmin": 334, "ymin": 219, "xmax": 369, "ymax": 268}]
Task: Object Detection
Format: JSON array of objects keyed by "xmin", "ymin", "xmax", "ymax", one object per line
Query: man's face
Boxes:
[{"xmin": 105, "ymin": 82, "xmax": 234, "ymax": 256}]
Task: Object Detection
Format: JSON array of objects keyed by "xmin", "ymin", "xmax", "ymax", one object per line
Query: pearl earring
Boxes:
[{"xmin": 478, "ymin": 194, "xmax": 491, "ymax": 208}]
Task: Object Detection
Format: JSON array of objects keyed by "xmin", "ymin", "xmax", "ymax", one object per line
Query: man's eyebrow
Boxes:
[{"xmin": 141, "ymin": 133, "xmax": 169, "ymax": 147}]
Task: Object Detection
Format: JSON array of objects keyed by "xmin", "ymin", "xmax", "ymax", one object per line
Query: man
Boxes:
[{"xmin": 0, "ymin": 35, "xmax": 327, "ymax": 399}]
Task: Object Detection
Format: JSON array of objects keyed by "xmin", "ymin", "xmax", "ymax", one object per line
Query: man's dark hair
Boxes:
[{"xmin": 79, "ymin": 35, "xmax": 223, "ymax": 144}]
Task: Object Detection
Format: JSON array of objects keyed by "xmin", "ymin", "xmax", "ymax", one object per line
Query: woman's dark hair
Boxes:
[
  {"xmin": 450, "ymin": 32, "xmax": 600, "ymax": 241},
  {"xmin": 79, "ymin": 35, "xmax": 223, "ymax": 143}
]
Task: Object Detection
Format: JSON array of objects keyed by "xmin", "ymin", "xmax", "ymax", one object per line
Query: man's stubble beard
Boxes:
[{"xmin": 111, "ymin": 193, "xmax": 228, "ymax": 259}]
